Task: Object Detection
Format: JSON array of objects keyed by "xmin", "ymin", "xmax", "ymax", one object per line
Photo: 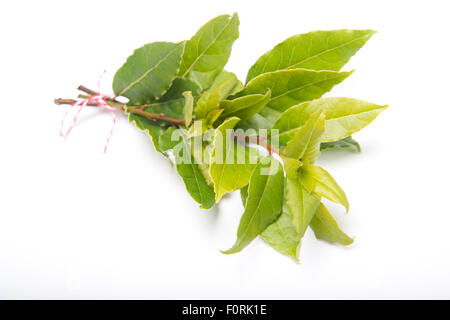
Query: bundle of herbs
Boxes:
[{"xmin": 55, "ymin": 13, "xmax": 387, "ymax": 261}]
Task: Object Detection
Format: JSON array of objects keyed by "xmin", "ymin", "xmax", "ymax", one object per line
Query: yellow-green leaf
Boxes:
[
  {"xmin": 318, "ymin": 98, "xmax": 388, "ymax": 142},
  {"xmin": 300, "ymin": 165, "xmax": 349, "ymax": 212},
  {"xmin": 241, "ymin": 184, "xmax": 302, "ymax": 261},
  {"xmin": 183, "ymin": 91, "xmax": 194, "ymax": 127},
  {"xmin": 209, "ymin": 117, "xmax": 258, "ymax": 202},
  {"xmin": 206, "ymin": 109, "xmax": 224, "ymax": 127},
  {"xmin": 236, "ymin": 69, "xmax": 351, "ymax": 130},
  {"xmin": 272, "ymin": 101, "xmax": 324, "ymax": 145},
  {"xmin": 261, "ymin": 205, "xmax": 301, "ymax": 261},
  {"xmin": 223, "ymin": 157, "xmax": 284, "ymax": 254},
  {"xmin": 284, "ymin": 111, "xmax": 325, "ymax": 163},
  {"xmin": 238, "ymin": 69, "xmax": 352, "ymax": 113},
  {"xmin": 310, "ymin": 203, "xmax": 353, "ymax": 245},
  {"xmin": 195, "ymin": 76, "xmax": 238, "ymax": 119},
  {"xmin": 178, "ymin": 14, "xmax": 240, "ymax": 89},
  {"xmin": 285, "ymin": 177, "xmax": 320, "ymax": 235},
  {"xmin": 219, "ymin": 90, "xmax": 271, "ymax": 121},
  {"xmin": 272, "ymin": 98, "xmax": 387, "ymax": 145},
  {"xmin": 281, "ymin": 156, "xmax": 302, "ymax": 179},
  {"xmin": 210, "ymin": 70, "xmax": 243, "ymax": 97},
  {"xmin": 246, "ymin": 29, "xmax": 376, "ymax": 82},
  {"xmin": 321, "ymin": 136, "xmax": 361, "ymax": 152}
]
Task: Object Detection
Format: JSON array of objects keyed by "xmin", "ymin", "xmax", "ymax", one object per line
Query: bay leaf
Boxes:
[
  {"xmin": 113, "ymin": 41, "xmax": 185, "ymax": 105},
  {"xmin": 209, "ymin": 117, "xmax": 258, "ymax": 202},
  {"xmin": 285, "ymin": 177, "xmax": 320, "ymax": 235},
  {"xmin": 223, "ymin": 157, "xmax": 284, "ymax": 254},
  {"xmin": 320, "ymin": 136, "xmax": 361, "ymax": 152},
  {"xmin": 178, "ymin": 14, "xmax": 240, "ymax": 89},
  {"xmin": 300, "ymin": 165, "xmax": 349, "ymax": 212},
  {"xmin": 246, "ymin": 29, "xmax": 375, "ymax": 82},
  {"xmin": 236, "ymin": 69, "xmax": 351, "ymax": 130},
  {"xmin": 310, "ymin": 203, "xmax": 353, "ymax": 245}
]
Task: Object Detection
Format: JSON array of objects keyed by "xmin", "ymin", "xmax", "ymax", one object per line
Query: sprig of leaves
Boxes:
[{"xmin": 55, "ymin": 13, "xmax": 387, "ymax": 262}]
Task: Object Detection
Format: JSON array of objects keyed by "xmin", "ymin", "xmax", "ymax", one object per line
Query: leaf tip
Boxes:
[
  {"xmin": 220, "ymin": 247, "xmax": 238, "ymax": 255},
  {"xmin": 287, "ymin": 252, "xmax": 300, "ymax": 262},
  {"xmin": 342, "ymin": 235, "xmax": 355, "ymax": 246},
  {"xmin": 359, "ymin": 29, "xmax": 377, "ymax": 35},
  {"xmin": 214, "ymin": 190, "xmax": 223, "ymax": 203}
]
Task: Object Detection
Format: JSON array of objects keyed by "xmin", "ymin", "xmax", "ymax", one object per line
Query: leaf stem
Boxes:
[
  {"xmin": 126, "ymin": 107, "xmax": 189, "ymax": 126},
  {"xmin": 233, "ymin": 134, "xmax": 283, "ymax": 156}
]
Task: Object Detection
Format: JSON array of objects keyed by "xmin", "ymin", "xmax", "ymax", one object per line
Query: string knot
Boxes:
[{"xmin": 59, "ymin": 72, "xmax": 117, "ymax": 153}]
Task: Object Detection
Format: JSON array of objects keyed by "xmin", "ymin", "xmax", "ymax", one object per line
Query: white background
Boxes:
[{"xmin": 1, "ymin": 0, "xmax": 449, "ymax": 299}]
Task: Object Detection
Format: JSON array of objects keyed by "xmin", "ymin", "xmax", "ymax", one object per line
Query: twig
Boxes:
[
  {"xmin": 127, "ymin": 107, "xmax": 189, "ymax": 126},
  {"xmin": 233, "ymin": 134, "xmax": 283, "ymax": 156},
  {"xmin": 54, "ymin": 98, "xmax": 103, "ymax": 107},
  {"xmin": 54, "ymin": 97, "xmax": 188, "ymax": 127},
  {"xmin": 54, "ymin": 98, "xmax": 124, "ymax": 110},
  {"xmin": 77, "ymin": 85, "xmax": 124, "ymax": 108},
  {"xmin": 55, "ymin": 96, "xmax": 281, "ymax": 152},
  {"xmin": 77, "ymin": 85, "xmax": 98, "ymax": 97}
]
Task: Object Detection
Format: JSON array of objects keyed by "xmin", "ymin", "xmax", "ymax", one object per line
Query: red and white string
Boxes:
[{"xmin": 59, "ymin": 71, "xmax": 116, "ymax": 153}]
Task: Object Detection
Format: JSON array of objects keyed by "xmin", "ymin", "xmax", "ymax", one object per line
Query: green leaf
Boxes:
[
  {"xmin": 223, "ymin": 157, "xmax": 284, "ymax": 254},
  {"xmin": 272, "ymin": 100, "xmax": 324, "ymax": 145},
  {"xmin": 210, "ymin": 117, "xmax": 258, "ymax": 202},
  {"xmin": 236, "ymin": 69, "xmax": 352, "ymax": 130},
  {"xmin": 194, "ymin": 76, "xmax": 237, "ymax": 119},
  {"xmin": 240, "ymin": 185, "xmax": 249, "ymax": 206},
  {"xmin": 194, "ymin": 88, "xmax": 221, "ymax": 120},
  {"xmin": 140, "ymin": 77, "xmax": 201, "ymax": 120},
  {"xmin": 172, "ymin": 132, "xmax": 215, "ymax": 209},
  {"xmin": 272, "ymin": 98, "xmax": 386, "ymax": 145},
  {"xmin": 241, "ymin": 181, "xmax": 303, "ymax": 261},
  {"xmin": 310, "ymin": 203, "xmax": 353, "ymax": 245},
  {"xmin": 317, "ymin": 98, "xmax": 388, "ymax": 142},
  {"xmin": 261, "ymin": 205, "xmax": 301, "ymax": 261},
  {"xmin": 206, "ymin": 109, "xmax": 224, "ymax": 127},
  {"xmin": 300, "ymin": 165, "xmax": 349, "ymax": 212},
  {"xmin": 321, "ymin": 136, "xmax": 361, "ymax": 152},
  {"xmin": 238, "ymin": 69, "xmax": 352, "ymax": 112},
  {"xmin": 113, "ymin": 41, "xmax": 185, "ymax": 105},
  {"xmin": 281, "ymin": 156, "xmax": 302, "ymax": 179},
  {"xmin": 219, "ymin": 90, "xmax": 271, "ymax": 121},
  {"xmin": 285, "ymin": 177, "xmax": 320, "ymax": 236},
  {"xmin": 191, "ymin": 137, "xmax": 214, "ymax": 187},
  {"xmin": 284, "ymin": 111, "xmax": 325, "ymax": 162},
  {"xmin": 188, "ymin": 120, "xmax": 209, "ymax": 138},
  {"xmin": 158, "ymin": 127, "xmax": 180, "ymax": 152},
  {"xmin": 128, "ymin": 113, "xmax": 167, "ymax": 154},
  {"xmin": 210, "ymin": 70, "xmax": 244, "ymax": 97},
  {"xmin": 246, "ymin": 29, "xmax": 376, "ymax": 82},
  {"xmin": 175, "ymin": 160, "xmax": 216, "ymax": 209},
  {"xmin": 183, "ymin": 91, "xmax": 193, "ymax": 127},
  {"xmin": 178, "ymin": 13, "xmax": 240, "ymax": 89}
]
